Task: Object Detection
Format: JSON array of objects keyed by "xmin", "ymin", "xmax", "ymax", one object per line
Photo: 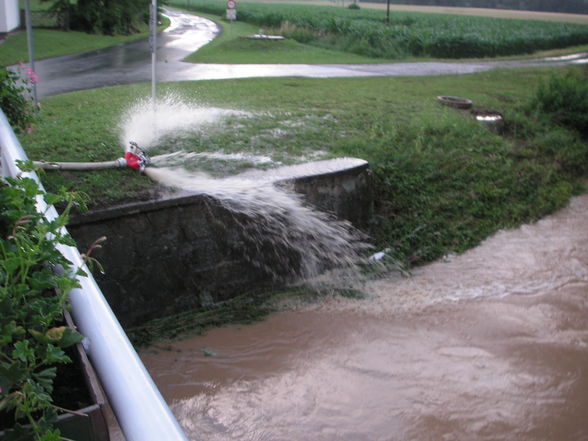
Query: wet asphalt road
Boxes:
[{"xmin": 33, "ymin": 8, "xmax": 588, "ymax": 98}]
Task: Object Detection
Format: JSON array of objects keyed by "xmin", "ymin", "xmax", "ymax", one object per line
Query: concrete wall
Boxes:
[
  {"xmin": 67, "ymin": 161, "xmax": 372, "ymax": 328},
  {"xmin": 0, "ymin": 0, "xmax": 20, "ymax": 33}
]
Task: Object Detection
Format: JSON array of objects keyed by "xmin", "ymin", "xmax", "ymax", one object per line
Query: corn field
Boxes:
[{"xmin": 174, "ymin": 0, "xmax": 588, "ymax": 58}]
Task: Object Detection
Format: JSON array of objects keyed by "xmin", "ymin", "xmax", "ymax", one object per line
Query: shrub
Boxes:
[
  {"xmin": 279, "ymin": 21, "xmax": 317, "ymax": 43},
  {"xmin": 69, "ymin": 0, "xmax": 150, "ymax": 35},
  {"xmin": 0, "ymin": 66, "xmax": 36, "ymax": 134},
  {"xmin": 531, "ymin": 69, "xmax": 588, "ymax": 135}
]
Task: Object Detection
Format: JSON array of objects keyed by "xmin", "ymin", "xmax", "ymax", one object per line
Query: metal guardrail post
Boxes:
[{"xmin": 0, "ymin": 109, "xmax": 188, "ymax": 441}]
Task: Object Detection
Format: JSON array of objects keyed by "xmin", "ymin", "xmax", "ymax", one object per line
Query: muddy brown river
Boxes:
[{"xmin": 115, "ymin": 191, "xmax": 588, "ymax": 441}]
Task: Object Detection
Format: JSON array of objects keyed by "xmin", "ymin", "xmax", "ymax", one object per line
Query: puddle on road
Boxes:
[{"xmin": 112, "ymin": 192, "xmax": 588, "ymax": 441}]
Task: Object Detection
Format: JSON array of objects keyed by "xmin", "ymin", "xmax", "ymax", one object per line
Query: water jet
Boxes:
[
  {"xmin": 37, "ymin": 95, "xmax": 374, "ymax": 327},
  {"xmin": 67, "ymin": 157, "xmax": 373, "ymax": 328}
]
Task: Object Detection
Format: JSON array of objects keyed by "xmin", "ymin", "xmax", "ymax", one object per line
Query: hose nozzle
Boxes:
[{"xmin": 125, "ymin": 141, "xmax": 151, "ymax": 172}]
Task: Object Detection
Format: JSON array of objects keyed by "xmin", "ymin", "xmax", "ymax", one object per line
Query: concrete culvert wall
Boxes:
[{"xmin": 67, "ymin": 160, "xmax": 372, "ymax": 328}]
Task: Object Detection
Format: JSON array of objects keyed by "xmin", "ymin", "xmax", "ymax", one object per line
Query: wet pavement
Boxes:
[{"xmin": 34, "ymin": 9, "xmax": 588, "ymax": 98}]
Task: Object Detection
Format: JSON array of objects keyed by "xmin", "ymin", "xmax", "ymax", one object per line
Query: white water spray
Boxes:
[
  {"xmin": 118, "ymin": 93, "xmax": 248, "ymax": 151},
  {"xmin": 120, "ymin": 95, "xmax": 370, "ymax": 283},
  {"xmin": 150, "ymin": 150, "xmax": 275, "ymax": 168},
  {"xmin": 145, "ymin": 166, "xmax": 369, "ymax": 282}
]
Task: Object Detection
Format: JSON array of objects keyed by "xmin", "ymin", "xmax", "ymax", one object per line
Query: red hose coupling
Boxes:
[{"xmin": 124, "ymin": 151, "xmax": 144, "ymax": 171}]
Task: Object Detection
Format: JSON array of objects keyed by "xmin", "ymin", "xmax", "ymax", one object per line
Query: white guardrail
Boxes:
[{"xmin": 0, "ymin": 109, "xmax": 188, "ymax": 441}]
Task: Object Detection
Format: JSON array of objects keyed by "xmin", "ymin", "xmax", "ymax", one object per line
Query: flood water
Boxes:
[{"xmin": 132, "ymin": 191, "xmax": 588, "ymax": 441}]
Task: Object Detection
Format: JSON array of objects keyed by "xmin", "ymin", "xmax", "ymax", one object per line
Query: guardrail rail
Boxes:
[{"xmin": 0, "ymin": 109, "xmax": 188, "ymax": 441}]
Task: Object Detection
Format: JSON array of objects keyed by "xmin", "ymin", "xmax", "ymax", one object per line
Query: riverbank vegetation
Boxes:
[{"xmin": 172, "ymin": 0, "xmax": 588, "ymax": 60}]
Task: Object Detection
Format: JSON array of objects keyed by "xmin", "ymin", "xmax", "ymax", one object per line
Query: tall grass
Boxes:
[
  {"xmin": 530, "ymin": 69, "xmax": 588, "ymax": 136},
  {"xmin": 171, "ymin": 0, "xmax": 588, "ymax": 58}
]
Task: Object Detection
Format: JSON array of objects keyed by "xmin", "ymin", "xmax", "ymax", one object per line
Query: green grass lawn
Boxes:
[
  {"xmin": 0, "ymin": 19, "xmax": 169, "ymax": 67},
  {"xmin": 180, "ymin": 11, "xmax": 387, "ymax": 63},
  {"xmin": 1, "ymin": 29, "xmax": 145, "ymax": 66},
  {"xmin": 18, "ymin": 65, "xmax": 588, "ymax": 267}
]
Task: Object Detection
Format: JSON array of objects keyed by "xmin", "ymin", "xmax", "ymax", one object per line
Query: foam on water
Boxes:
[{"xmin": 304, "ymin": 192, "xmax": 588, "ymax": 318}]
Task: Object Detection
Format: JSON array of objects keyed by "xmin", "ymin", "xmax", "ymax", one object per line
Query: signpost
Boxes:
[{"xmin": 226, "ymin": 0, "xmax": 236, "ymax": 22}]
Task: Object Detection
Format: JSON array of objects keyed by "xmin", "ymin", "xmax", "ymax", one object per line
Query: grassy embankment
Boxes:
[
  {"xmin": 9, "ymin": 2, "xmax": 588, "ymax": 343},
  {"xmin": 23, "ymin": 67, "xmax": 588, "ymax": 263},
  {"xmin": 17, "ymin": 2, "xmax": 588, "ymax": 265}
]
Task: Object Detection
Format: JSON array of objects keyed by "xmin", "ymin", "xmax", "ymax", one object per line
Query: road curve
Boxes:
[{"xmin": 34, "ymin": 9, "xmax": 588, "ymax": 98}]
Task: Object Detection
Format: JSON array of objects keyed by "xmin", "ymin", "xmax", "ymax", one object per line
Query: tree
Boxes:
[
  {"xmin": 45, "ymin": 0, "xmax": 151, "ymax": 35},
  {"xmin": 41, "ymin": 0, "xmax": 71, "ymax": 30}
]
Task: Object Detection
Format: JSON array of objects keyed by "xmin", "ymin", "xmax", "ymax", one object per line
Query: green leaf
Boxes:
[
  {"xmin": 29, "ymin": 328, "xmax": 49, "ymax": 344},
  {"xmin": 0, "ymin": 322, "xmax": 25, "ymax": 345},
  {"xmin": 58, "ymin": 327, "xmax": 84, "ymax": 348},
  {"xmin": 32, "ymin": 367, "xmax": 57, "ymax": 394},
  {"xmin": 0, "ymin": 362, "xmax": 26, "ymax": 393},
  {"xmin": 1, "ymin": 256, "xmax": 23, "ymax": 274},
  {"xmin": 0, "ymin": 298, "xmax": 15, "ymax": 316},
  {"xmin": 43, "ymin": 344, "xmax": 70, "ymax": 365},
  {"xmin": 38, "ymin": 428, "xmax": 63, "ymax": 441},
  {"xmin": 36, "ymin": 407, "xmax": 59, "ymax": 433},
  {"xmin": 12, "ymin": 340, "xmax": 34, "ymax": 363},
  {"xmin": 43, "ymin": 192, "xmax": 62, "ymax": 206},
  {"xmin": 29, "ymin": 270, "xmax": 57, "ymax": 291}
]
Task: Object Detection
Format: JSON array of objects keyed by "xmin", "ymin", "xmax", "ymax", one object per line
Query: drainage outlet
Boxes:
[
  {"xmin": 436, "ymin": 95, "xmax": 473, "ymax": 109},
  {"xmin": 475, "ymin": 113, "xmax": 504, "ymax": 134}
]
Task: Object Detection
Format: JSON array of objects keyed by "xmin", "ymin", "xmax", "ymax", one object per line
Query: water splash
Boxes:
[
  {"xmin": 151, "ymin": 150, "xmax": 276, "ymax": 167},
  {"xmin": 145, "ymin": 166, "xmax": 370, "ymax": 283},
  {"xmin": 119, "ymin": 95, "xmax": 370, "ymax": 283},
  {"xmin": 118, "ymin": 93, "xmax": 248, "ymax": 151}
]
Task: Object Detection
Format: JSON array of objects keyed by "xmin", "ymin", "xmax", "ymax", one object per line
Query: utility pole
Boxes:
[
  {"xmin": 24, "ymin": 0, "xmax": 38, "ymax": 107},
  {"xmin": 150, "ymin": 0, "xmax": 157, "ymax": 110}
]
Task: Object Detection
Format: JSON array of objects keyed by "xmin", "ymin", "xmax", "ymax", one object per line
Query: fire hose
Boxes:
[{"xmin": 33, "ymin": 142, "xmax": 150, "ymax": 172}]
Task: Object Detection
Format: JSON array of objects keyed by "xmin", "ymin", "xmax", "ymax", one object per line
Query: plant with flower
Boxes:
[
  {"xmin": 0, "ymin": 171, "xmax": 87, "ymax": 441},
  {"xmin": 0, "ymin": 63, "xmax": 38, "ymax": 134}
]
